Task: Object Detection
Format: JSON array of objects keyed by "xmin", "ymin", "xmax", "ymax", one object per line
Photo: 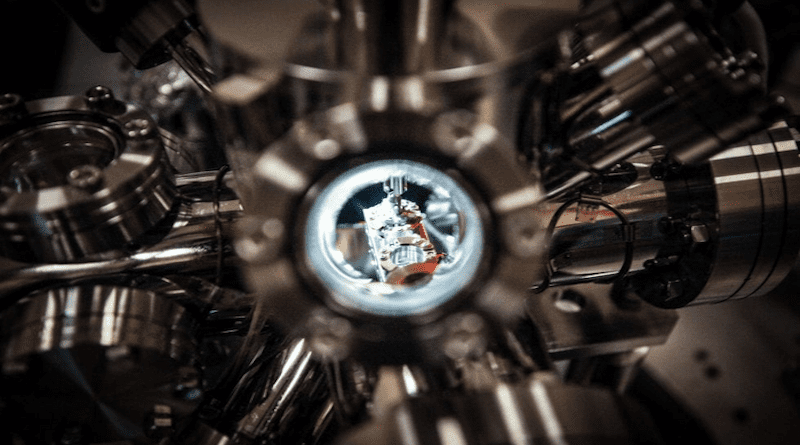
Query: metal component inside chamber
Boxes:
[
  {"xmin": 306, "ymin": 159, "xmax": 483, "ymax": 316},
  {"xmin": 2, "ymin": 0, "xmax": 800, "ymax": 444}
]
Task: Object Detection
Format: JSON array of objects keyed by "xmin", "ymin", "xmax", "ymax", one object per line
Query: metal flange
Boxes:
[
  {"xmin": 236, "ymin": 105, "xmax": 546, "ymax": 364},
  {"xmin": 0, "ymin": 87, "xmax": 177, "ymax": 263}
]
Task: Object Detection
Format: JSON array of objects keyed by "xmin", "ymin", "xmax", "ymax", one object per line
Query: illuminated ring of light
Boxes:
[{"xmin": 304, "ymin": 159, "xmax": 484, "ymax": 316}]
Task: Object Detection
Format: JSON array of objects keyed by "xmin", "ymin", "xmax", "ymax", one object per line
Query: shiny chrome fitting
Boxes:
[{"xmin": 0, "ymin": 94, "xmax": 177, "ymax": 263}]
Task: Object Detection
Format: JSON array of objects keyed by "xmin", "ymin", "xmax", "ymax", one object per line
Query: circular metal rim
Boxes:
[
  {"xmin": 301, "ymin": 158, "xmax": 486, "ymax": 317},
  {"xmin": 0, "ymin": 275, "xmax": 199, "ymax": 364},
  {"xmin": 235, "ymin": 106, "xmax": 547, "ymax": 361},
  {"xmin": 0, "ymin": 95, "xmax": 177, "ymax": 262}
]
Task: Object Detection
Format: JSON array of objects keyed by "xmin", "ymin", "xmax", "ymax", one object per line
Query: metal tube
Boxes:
[
  {"xmin": 0, "ymin": 172, "xmax": 243, "ymax": 302},
  {"xmin": 232, "ymin": 338, "xmax": 321, "ymax": 444}
]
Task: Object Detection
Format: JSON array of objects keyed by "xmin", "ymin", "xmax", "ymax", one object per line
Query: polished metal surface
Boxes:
[
  {"xmin": 528, "ymin": 282, "xmax": 678, "ymax": 360},
  {"xmin": 121, "ymin": 60, "xmax": 223, "ymax": 173},
  {"xmin": 0, "ymin": 91, "xmax": 177, "ymax": 263},
  {"xmin": 540, "ymin": 0, "xmax": 783, "ymax": 198},
  {"xmin": 226, "ymin": 101, "xmax": 547, "ymax": 364},
  {"xmin": 230, "ymin": 338, "xmax": 324, "ymax": 445},
  {"xmin": 544, "ymin": 152, "xmax": 669, "ymax": 282},
  {"xmin": 0, "ymin": 168, "xmax": 242, "ymax": 301},
  {"xmin": 0, "ymin": 275, "xmax": 203, "ymax": 444},
  {"xmin": 339, "ymin": 371, "xmax": 663, "ymax": 445},
  {"xmin": 1, "ymin": 276, "xmax": 198, "ymax": 362},
  {"xmin": 2, "ymin": 0, "xmax": 800, "ymax": 444},
  {"xmin": 695, "ymin": 122, "xmax": 800, "ymax": 304},
  {"xmin": 114, "ymin": 0, "xmax": 194, "ymax": 69}
]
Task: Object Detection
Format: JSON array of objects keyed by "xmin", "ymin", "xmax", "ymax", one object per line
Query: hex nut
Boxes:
[
  {"xmin": 68, "ymin": 165, "xmax": 104, "ymax": 190},
  {"xmin": 124, "ymin": 118, "xmax": 155, "ymax": 139}
]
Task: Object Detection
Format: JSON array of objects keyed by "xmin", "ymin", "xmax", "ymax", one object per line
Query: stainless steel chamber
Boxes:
[{"xmin": 1, "ymin": 0, "xmax": 799, "ymax": 444}]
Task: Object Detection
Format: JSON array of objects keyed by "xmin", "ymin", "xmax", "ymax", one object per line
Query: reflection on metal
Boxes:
[
  {"xmin": 528, "ymin": 283, "xmax": 678, "ymax": 360},
  {"xmin": 538, "ymin": 0, "xmax": 785, "ymax": 198},
  {"xmin": 338, "ymin": 371, "xmax": 663, "ymax": 445},
  {"xmin": 232, "ymin": 338, "xmax": 317, "ymax": 444},
  {"xmin": 0, "ymin": 92, "xmax": 177, "ymax": 263},
  {"xmin": 2, "ymin": 0, "xmax": 800, "ymax": 443},
  {"xmin": 0, "ymin": 275, "xmax": 203, "ymax": 444},
  {"xmin": 305, "ymin": 160, "xmax": 484, "ymax": 316}
]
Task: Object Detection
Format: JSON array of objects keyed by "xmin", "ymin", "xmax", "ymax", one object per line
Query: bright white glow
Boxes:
[
  {"xmin": 214, "ymin": 74, "xmax": 270, "ymax": 103},
  {"xmin": 401, "ymin": 77, "xmax": 425, "ymax": 111},
  {"xmin": 119, "ymin": 153, "xmax": 153, "ymax": 165},
  {"xmin": 529, "ymin": 380, "xmax": 568, "ymax": 445},
  {"xmin": 401, "ymin": 365, "xmax": 420, "ymax": 395},
  {"xmin": 304, "ymin": 160, "xmax": 483, "ymax": 316},
  {"xmin": 101, "ymin": 286, "xmax": 126, "ymax": 346},
  {"xmin": 750, "ymin": 143, "xmax": 773, "ymax": 156},
  {"xmin": 710, "ymin": 145, "xmax": 752, "ymax": 160}
]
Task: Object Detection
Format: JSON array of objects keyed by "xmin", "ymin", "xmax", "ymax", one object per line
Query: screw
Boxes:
[
  {"xmin": 84, "ymin": 85, "xmax": 123, "ymax": 114},
  {"xmin": 432, "ymin": 110, "xmax": 478, "ymax": 156},
  {"xmin": 68, "ymin": 165, "xmax": 103, "ymax": 190},
  {"xmin": 124, "ymin": 118, "xmax": 155, "ymax": 139},
  {"xmin": 308, "ymin": 312, "xmax": 353, "ymax": 360},
  {"xmin": 505, "ymin": 213, "xmax": 544, "ymax": 258},
  {"xmin": 553, "ymin": 289, "xmax": 586, "ymax": 313},
  {"xmin": 84, "ymin": 85, "xmax": 113, "ymax": 104},
  {"xmin": 443, "ymin": 312, "xmax": 487, "ymax": 360}
]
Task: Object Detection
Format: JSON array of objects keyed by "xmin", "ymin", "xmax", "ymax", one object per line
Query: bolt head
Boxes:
[
  {"xmin": 504, "ymin": 213, "xmax": 544, "ymax": 258},
  {"xmin": 124, "ymin": 118, "xmax": 155, "ymax": 139},
  {"xmin": 432, "ymin": 110, "xmax": 478, "ymax": 156},
  {"xmin": 308, "ymin": 312, "xmax": 353, "ymax": 360},
  {"xmin": 690, "ymin": 224, "xmax": 710, "ymax": 243},
  {"xmin": 443, "ymin": 312, "xmax": 488, "ymax": 360},
  {"xmin": 68, "ymin": 165, "xmax": 103, "ymax": 190},
  {"xmin": 234, "ymin": 217, "xmax": 284, "ymax": 262}
]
